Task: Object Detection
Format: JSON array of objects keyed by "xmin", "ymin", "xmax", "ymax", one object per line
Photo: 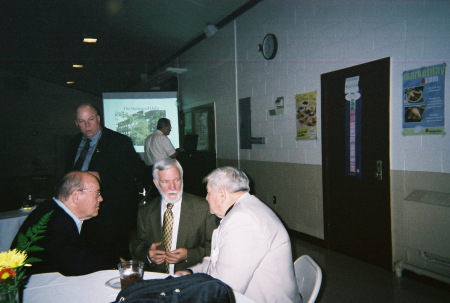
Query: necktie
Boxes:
[
  {"xmin": 74, "ymin": 139, "xmax": 91, "ymax": 170},
  {"xmin": 162, "ymin": 203, "xmax": 174, "ymax": 273}
]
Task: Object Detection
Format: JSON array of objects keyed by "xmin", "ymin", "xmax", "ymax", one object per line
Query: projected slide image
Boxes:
[
  {"xmin": 116, "ymin": 109, "xmax": 166, "ymax": 146},
  {"xmin": 103, "ymin": 92, "xmax": 179, "ymax": 153}
]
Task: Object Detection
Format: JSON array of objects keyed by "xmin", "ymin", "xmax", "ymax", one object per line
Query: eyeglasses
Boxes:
[
  {"xmin": 78, "ymin": 189, "xmax": 101, "ymax": 197},
  {"xmin": 159, "ymin": 177, "xmax": 181, "ymax": 185}
]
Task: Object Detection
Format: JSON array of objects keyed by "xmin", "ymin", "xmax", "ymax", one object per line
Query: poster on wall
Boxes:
[
  {"xmin": 402, "ymin": 63, "xmax": 446, "ymax": 136},
  {"xmin": 344, "ymin": 76, "xmax": 362, "ymax": 178},
  {"xmin": 195, "ymin": 112, "xmax": 208, "ymax": 151},
  {"xmin": 295, "ymin": 91, "xmax": 317, "ymax": 140}
]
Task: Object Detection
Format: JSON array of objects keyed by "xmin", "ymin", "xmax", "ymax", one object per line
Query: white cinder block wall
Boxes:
[{"xmin": 178, "ymin": 0, "xmax": 450, "ymax": 268}]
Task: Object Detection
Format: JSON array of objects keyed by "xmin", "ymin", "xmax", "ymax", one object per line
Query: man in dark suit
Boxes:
[
  {"xmin": 130, "ymin": 158, "xmax": 217, "ymax": 274},
  {"xmin": 65, "ymin": 103, "xmax": 145, "ymax": 260},
  {"xmin": 12, "ymin": 171, "xmax": 118, "ymax": 276}
]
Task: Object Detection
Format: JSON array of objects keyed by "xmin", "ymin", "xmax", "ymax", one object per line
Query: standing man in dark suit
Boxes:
[
  {"xmin": 66, "ymin": 103, "xmax": 144, "ymax": 260},
  {"xmin": 130, "ymin": 158, "xmax": 217, "ymax": 274},
  {"xmin": 12, "ymin": 171, "xmax": 118, "ymax": 276}
]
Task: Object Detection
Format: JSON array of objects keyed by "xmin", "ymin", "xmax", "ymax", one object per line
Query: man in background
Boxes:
[
  {"xmin": 13, "ymin": 171, "xmax": 118, "ymax": 276},
  {"xmin": 176, "ymin": 166, "xmax": 301, "ymax": 303},
  {"xmin": 144, "ymin": 118, "xmax": 182, "ymax": 166},
  {"xmin": 65, "ymin": 103, "xmax": 144, "ymax": 259},
  {"xmin": 131, "ymin": 158, "xmax": 217, "ymax": 275}
]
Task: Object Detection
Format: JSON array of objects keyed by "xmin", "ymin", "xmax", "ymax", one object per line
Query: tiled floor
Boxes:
[{"xmin": 290, "ymin": 237, "xmax": 450, "ymax": 303}]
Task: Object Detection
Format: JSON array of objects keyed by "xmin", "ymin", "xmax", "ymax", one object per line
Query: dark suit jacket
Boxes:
[
  {"xmin": 131, "ymin": 193, "xmax": 218, "ymax": 272},
  {"xmin": 65, "ymin": 127, "xmax": 145, "ymax": 259},
  {"xmin": 12, "ymin": 199, "xmax": 117, "ymax": 276}
]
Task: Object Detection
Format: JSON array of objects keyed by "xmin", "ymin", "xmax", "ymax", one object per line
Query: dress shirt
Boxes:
[
  {"xmin": 160, "ymin": 198, "xmax": 182, "ymax": 275},
  {"xmin": 54, "ymin": 198, "xmax": 83, "ymax": 233},
  {"xmin": 74, "ymin": 129, "xmax": 102, "ymax": 171},
  {"xmin": 144, "ymin": 130, "xmax": 176, "ymax": 166}
]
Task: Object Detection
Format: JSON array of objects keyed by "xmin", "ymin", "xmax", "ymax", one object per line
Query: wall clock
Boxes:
[{"xmin": 259, "ymin": 33, "xmax": 278, "ymax": 60}]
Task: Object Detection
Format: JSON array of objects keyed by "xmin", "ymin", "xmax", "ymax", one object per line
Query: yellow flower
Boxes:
[{"xmin": 0, "ymin": 249, "xmax": 27, "ymax": 270}]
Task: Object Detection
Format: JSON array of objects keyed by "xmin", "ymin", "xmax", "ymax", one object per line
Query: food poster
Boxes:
[
  {"xmin": 402, "ymin": 63, "xmax": 446, "ymax": 136},
  {"xmin": 295, "ymin": 91, "xmax": 317, "ymax": 140}
]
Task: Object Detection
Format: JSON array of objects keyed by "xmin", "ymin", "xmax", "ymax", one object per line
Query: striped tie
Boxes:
[{"xmin": 162, "ymin": 203, "xmax": 174, "ymax": 273}]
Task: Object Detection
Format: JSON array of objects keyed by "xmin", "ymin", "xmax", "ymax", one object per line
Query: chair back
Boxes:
[{"xmin": 294, "ymin": 255, "xmax": 322, "ymax": 303}]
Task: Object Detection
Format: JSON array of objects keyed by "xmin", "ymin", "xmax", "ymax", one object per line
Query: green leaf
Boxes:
[
  {"xmin": 16, "ymin": 210, "xmax": 53, "ymax": 255},
  {"xmin": 16, "ymin": 233, "xmax": 28, "ymax": 251},
  {"xmin": 27, "ymin": 246, "xmax": 44, "ymax": 253},
  {"xmin": 25, "ymin": 257, "xmax": 42, "ymax": 263}
]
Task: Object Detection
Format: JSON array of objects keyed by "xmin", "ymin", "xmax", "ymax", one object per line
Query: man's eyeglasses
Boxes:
[
  {"xmin": 78, "ymin": 189, "xmax": 101, "ymax": 197},
  {"xmin": 160, "ymin": 178, "xmax": 181, "ymax": 185}
]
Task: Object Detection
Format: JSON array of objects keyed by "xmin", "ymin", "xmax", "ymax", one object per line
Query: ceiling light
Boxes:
[
  {"xmin": 165, "ymin": 67, "xmax": 187, "ymax": 74},
  {"xmin": 83, "ymin": 37, "xmax": 97, "ymax": 43},
  {"xmin": 72, "ymin": 64, "xmax": 83, "ymax": 68},
  {"xmin": 66, "ymin": 81, "xmax": 75, "ymax": 85},
  {"xmin": 204, "ymin": 24, "xmax": 218, "ymax": 38}
]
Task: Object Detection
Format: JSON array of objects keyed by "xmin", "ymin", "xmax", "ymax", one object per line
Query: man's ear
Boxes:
[
  {"xmin": 218, "ymin": 187, "xmax": 227, "ymax": 202},
  {"xmin": 153, "ymin": 179, "xmax": 159, "ymax": 189},
  {"xmin": 69, "ymin": 189, "xmax": 80, "ymax": 206}
]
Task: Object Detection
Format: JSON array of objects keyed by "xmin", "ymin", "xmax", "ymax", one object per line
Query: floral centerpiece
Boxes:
[{"xmin": 0, "ymin": 211, "xmax": 52, "ymax": 303}]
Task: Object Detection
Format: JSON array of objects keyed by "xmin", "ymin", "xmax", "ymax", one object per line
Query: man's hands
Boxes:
[
  {"xmin": 148, "ymin": 242, "xmax": 166, "ymax": 264},
  {"xmin": 148, "ymin": 242, "xmax": 187, "ymax": 265},
  {"xmin": 166, "ymin": 248, "xmax": 187, "ymax": 264}
]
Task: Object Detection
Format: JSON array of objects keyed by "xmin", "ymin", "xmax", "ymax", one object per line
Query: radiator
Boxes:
[{"xmin": 395, "ymin": 190, "xmax": 450, "ymax": 284}]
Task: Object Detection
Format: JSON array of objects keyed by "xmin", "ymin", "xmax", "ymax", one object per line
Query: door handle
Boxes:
[{"xmin": 374, "ymin": 160, "xmax": 382, "ymax": 180}]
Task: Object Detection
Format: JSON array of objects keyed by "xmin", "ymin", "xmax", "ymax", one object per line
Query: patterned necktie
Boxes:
[
  {"xmin": 74, "ymin": 138, "xmax": 91, "ymax": 170},
  {"xmin": 162, "ymin": 203, "xmax": 174, "ymax": 273}
]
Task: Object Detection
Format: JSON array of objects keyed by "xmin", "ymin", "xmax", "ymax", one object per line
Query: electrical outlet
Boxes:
[{"xmin": 272, "ymin": 196, "xmax": 277, "ymax": 204}]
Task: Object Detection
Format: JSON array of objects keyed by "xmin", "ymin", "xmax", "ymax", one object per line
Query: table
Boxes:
[
  {"xmin": 23, "ymin": 270, "xmax": 255, "ymax": 303},
  {"xmin": 0, "ymin": 208, "xmax": 33, "ymax": 252}
]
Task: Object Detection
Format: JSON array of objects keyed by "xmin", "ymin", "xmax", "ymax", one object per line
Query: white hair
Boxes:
[{"xmin": 203, "ymin": 166, "xmax": 249, "ymax": 193}]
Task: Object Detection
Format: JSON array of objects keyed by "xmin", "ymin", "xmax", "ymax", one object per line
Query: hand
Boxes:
[
  {"xmin": 148, "ymin": 242, "xmax": 166, "ymax": 264},
  {"xmin": 174, "ymin": 270, "xmax": 192, "ymax": 276},
  {"xmin": 166, "ymin": 248, "xmax": 187, "ymax": 264}
]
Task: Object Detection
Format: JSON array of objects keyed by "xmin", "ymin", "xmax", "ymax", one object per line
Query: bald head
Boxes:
[
  {"xmin": 57, "ymin": 171, "xmax": 103, "ymax": 221},
  {"xmin": 75, "ymin": 103, "xmax": 101, "ymax": 138}
]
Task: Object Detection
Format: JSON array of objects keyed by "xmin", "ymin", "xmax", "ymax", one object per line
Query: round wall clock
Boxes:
[{"xmin": 259, "ymin": 33, "xmax": 278, "ymax": 60}]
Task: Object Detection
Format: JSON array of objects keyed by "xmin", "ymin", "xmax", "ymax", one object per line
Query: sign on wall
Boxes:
[
  {"xmin": 344, "ymin": 76, "xmax": 362, "ymax": 178},
  {"xmin": 402, "ymin": 63, "xmax": 446, "ymax": 136},
  {"xmin": 295, "ymin": 91, "xmax": 317, "ymax": 140}
]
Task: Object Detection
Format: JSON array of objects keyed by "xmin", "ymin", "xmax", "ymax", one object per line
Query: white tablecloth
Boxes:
[
  {"xmin": 0, "ymin": 209, "xmax": 32, "ymax": 252},
  {"xmin": 23, "ymin": 270, "xmax": 255, "ymax": 303}
]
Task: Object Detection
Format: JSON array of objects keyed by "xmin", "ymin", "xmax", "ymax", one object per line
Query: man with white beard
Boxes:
[{"xmin": 130, "ymin": 158, "xmax": 217, "ymax": 274}]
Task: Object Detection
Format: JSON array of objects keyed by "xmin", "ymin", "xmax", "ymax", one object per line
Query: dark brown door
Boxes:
[{"xmin": 321, "ymin": 57, "xmax": 392, "ymax": 270}]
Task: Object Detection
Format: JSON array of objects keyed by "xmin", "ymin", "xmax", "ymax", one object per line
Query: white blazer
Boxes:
[{"xmin": 191, "ymin": 193, "xmax": 301, "ymax": 303}]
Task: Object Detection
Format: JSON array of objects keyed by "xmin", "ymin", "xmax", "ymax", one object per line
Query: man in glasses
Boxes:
[
  {"xmin": 131, "ymin": 158, "xmax": 217, "ymax": 275},
  {"xmin": 12, "ymin": 171, "xmax": 118, "ymax": 276},
  {"xmin": 65, "ymin": 103, "xmax": 145, "ymax": 261}
]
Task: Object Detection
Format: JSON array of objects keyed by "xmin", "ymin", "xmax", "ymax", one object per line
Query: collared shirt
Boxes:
[
  {"xmin": 144, "ymin": 130, "xmax": 176, "ymax": 166},
  {"xmin": 160, "ymin": 196, "xmax": 182, "ymax": 275},
  {"xmin": 74, "ymin": 128, "xmax": 102, "ymax": 171},
  {"xmin": 54, "ymin": 197, "xmax": 83, "ymax": 234}
]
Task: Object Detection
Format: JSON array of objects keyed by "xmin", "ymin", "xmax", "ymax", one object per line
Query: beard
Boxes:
[{"xmin": 159, "ymin": 184, "xmax": 183, "ymax": 203}]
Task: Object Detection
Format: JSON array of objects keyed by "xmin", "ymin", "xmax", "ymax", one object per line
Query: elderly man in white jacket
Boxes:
[{"xmin": 175, "ymin": 167, "xmax": 300, "ymax": 303}]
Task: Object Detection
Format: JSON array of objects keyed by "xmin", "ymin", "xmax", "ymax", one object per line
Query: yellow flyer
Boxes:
[{"xmin": 296, "ymin": 91, "xmax": 317, "ymax": 140}]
